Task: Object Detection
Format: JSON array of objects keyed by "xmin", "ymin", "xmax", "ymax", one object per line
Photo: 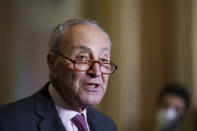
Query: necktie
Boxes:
[{"xmin": 71, "ymin": 114, "xmax": 88, "ymax": 131}]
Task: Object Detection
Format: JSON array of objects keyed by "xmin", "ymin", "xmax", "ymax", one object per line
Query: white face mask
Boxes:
[{"xmin": 156, "ymin": 107, "xmax": 178, "ymax": 129}]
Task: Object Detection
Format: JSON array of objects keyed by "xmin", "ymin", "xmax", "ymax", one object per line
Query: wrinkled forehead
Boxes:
[{"xmin": 59, "ymin": 24, "xmax": 111, "ymax": 55}]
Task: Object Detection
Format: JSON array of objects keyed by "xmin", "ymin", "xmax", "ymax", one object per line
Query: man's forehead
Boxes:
[
  {"xmin": 63, "ymin": 24, "xmax": 99, "ymax": 37},
  {"xmin": 62, "ymin": 24, "xmax": 111, "ymax": 45},
  {"xmin": 60, "ymin": 24, "xmax": 111, "ymax": 53},
  {"xmin": 164, "ymin": 93, "xmax": 184, "ymax": 100},
  {"xmin": 68, "ymin": 45, "xmax": 110, "ymax": 55},
  {"xmin": 163, "ymin": 93, "xmax": 186, "ymax": 106}
]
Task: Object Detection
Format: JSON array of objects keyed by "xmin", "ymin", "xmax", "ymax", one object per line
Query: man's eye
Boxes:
[
  {"xmin": 76, "ymin": 55, "xmax": 88, "ymax": 61},
  {"xmin": 100, "ymin": 58, "xmax": 109, "ymax": 63}
]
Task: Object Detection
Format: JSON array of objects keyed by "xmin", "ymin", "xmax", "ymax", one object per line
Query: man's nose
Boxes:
[{"xmin": 87, "ymin": 62, "xmax": 102, "ymax": 77}]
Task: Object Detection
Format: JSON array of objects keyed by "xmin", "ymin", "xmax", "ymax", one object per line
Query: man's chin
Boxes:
[{"xmin": 80, "ymin": 99, "xmax": 102, "ymax": 107}]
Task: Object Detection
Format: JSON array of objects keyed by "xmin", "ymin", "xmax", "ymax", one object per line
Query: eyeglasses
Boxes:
[{"xmin": 55, "ymin": 52, "xmax": 118, "ymax": 75}]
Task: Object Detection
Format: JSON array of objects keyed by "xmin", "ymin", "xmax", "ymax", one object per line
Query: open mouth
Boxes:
[
  {"xmin": 83, "ymin": 82, "xmax": 101, "ymax": 91},
  {"xmin": 86, "ymin": 83, "xmax": 99, "ymax": 88}
]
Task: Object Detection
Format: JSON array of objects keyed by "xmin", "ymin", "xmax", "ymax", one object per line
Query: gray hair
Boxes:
[{"xmin": 48, "ymin": 18, "xmax": 111, "ymax": 53}]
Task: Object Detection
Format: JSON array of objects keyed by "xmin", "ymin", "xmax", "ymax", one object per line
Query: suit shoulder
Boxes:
[
  {"xmin": 87, "ymin": 107, "xmax": 117, "ymax": 130},
  {"xmin": 0, "ymin": 95, "xmax": 41, "ymax": 131},
  {"xmin": 87, "ymin": 107, "xmax": 111, "ymax": 120},
  {"xmin": 0, "ymin": 95, "xmax": 35, "ymax": 117}
]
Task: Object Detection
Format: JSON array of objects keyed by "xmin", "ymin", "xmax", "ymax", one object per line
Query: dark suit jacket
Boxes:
[{"xmin": 0, "ymin": 83, "xmax": 117, "ymax": 131}]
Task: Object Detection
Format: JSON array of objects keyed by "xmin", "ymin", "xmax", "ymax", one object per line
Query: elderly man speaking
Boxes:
[{"xmin": 0, "ymin": 19, "xmax": 118, "ymax": 131}]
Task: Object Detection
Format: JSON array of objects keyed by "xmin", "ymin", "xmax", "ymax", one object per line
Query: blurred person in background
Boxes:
[
  {"xmin": 0, "ymin": 18, "xmax": 118, "ymax": 131},
  {"xmin": 153, "ymin": 83, "xmax": 190, "ymax": 131}
]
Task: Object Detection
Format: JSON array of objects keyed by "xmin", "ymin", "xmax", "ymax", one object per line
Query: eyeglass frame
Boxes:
[{"xmin": 54, "ymin": 52, "xmax": 118, "ymax": 75}]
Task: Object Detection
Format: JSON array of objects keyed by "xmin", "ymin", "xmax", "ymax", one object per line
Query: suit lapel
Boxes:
[
  {"xmin": 87, "ymin": 108, "xmax": 97, "ymax": 131},
  {"xmin": 34, "ymin": 83, "xmax": 66, "ymax": 131}
]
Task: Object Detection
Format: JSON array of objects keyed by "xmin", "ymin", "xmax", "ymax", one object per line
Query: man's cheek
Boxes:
[{"xmin": 103, "ymin": 76, "xmax": 109, "ymax": 85}]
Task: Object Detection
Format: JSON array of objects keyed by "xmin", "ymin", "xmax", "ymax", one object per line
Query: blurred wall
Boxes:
[
  {"xmin": 0, "ymin": 0, "xmax": 85, "ymax": 103},
  {"xmin": 0, "ymin": 0, "xmax": 196, "ymax": 131},
  {"xmin": 140, "ymin": 0, "xmax": 169, "ymax": 130},
  {"xmin": 140, "ymin": 0, "xmax": 194, "ymax": 130},
  {"xmin": 192, "ymin": 0, "xmax": 197, "ymax": 130}
]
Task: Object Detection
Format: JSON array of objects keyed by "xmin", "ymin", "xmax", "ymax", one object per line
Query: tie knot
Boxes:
[{"xmin": 71, "ymin": 114, "xmax": 88, "ymax": 131}]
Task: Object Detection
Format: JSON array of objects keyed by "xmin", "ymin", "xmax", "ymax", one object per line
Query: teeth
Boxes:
[{"xmin": 87, "ymin": 83, "xmax": 96, "ymax": 88}]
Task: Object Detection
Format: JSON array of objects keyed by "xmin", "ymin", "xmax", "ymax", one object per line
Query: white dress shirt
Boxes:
[{"xmin": 48, "ymin": 84, "xmax": 90, "ymax": 131}]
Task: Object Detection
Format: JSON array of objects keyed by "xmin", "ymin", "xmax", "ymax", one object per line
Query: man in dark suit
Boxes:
[{"xmin": 0, "ymin": 19, "xmax": 118, "ymax": 131}]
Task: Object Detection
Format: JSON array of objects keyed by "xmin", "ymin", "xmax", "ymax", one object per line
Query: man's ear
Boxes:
[{"xmin": 47, "ymin": 52, "xmax": 58, "ymax": 77}]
